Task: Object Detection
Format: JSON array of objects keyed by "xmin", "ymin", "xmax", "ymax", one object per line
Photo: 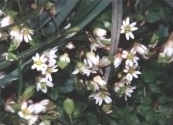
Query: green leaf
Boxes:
[
  {"xmin": 125, "ymin": 114, "xmax": 139, "ymax": 125},
  {"xmin": 141, "ymin": 68, "xmax": 157, "ymax": 84},
  {"xmin": 137, "ymin": 105, "xmax": 151, "ymax": 117},
  {"xmin": 0, "ymin": 69, "xmax": 18, "ymax": 87},
  {"xmin": 47, "ymin": 87, "xmax": 59, "ymax": 101},
  {"xmin": 73, "ymin": 102, "xmax": 87, "ymax": 117},
  {"xmin": 158, "ymin": 95, "xmax": 167, "ymax": 104},
  {"xmin": 59, "ymin": 79, "xmax": 75, "ymax": 94},
  {"xmin": 146, "ymin": 12, "xmax": 160, "ymax": 23},
  {"xmin": 124, "ymin": 106, "xmax": 133, "ymax": 114},
  {"xmin": 63, "ymin": 98, "xmax": 74, "ymax": 116},
  {"xmin": 85, "ymin": 113, "xmax": 98, "ymax": 125},
  {"xmin": 145, "ymin": 109, "xmax": 158, "ymax": 124},
  {"xmin": 149, "ymin": 84, "xmax": 161, "ymax": 93},
  {"xmin": 108, "ymin": 120, "xmax": 118, "ymax": 125},
  {"xmin": 141, "ymin": 97, "xmax": 152, "ymax": 106},
  {"xmin": 110, "ymin": 107, "xmax": 124, "ymax": 119}
]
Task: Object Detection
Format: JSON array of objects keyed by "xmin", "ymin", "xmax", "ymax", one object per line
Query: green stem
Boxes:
[
  {"xmin": 18, "ymin": 59, "xmax": 23, "ymax": 97},
  {"xmin": 17, "ymin": 0, "xmax": 23, "ymax": 12},
  {"xmin": 69, "ymin": 115, "xmax": 73, "ymax": 125},
  {"xmin": 38, "ymin": 14, "xmax": 45, "ymax": 35},
  {"xmin": 52, "ymin": 16, "xmax": 58, "ymax": 32}
]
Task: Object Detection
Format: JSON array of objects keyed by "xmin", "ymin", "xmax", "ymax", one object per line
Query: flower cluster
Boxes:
[
  {"xmin": 113, "ymin": 39, "xmax": 149, "ymax": 100},
  {"xmin": 0, "ymin": 10, "xmax": 34, "ymax": 62},
  {"xmin": 5, "ymin": 99, "xmax": 52, "ymax": 125},
  {"xmin": 10, "ymin": 25, "xmax": 34, "ymax": 44},
  {"xmin": 31, "ymin": 47, "xmax": 58, "ymax": 93},
  {"xmin": 72, "ymin": 28, "xmax": 112, "ymax": 111}
]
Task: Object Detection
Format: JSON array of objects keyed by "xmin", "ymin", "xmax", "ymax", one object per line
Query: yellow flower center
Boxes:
[
  {"xmin": 23, "ymin": 29, "xmax": 29, "ymax": 35},
  {"xmin": 127, "ymin": 53, "xmax": 134, "ymax": 60},
  {"xmin": 100, "ymin": 92, "xmax": 106, "ymax": 99},
  {"xmin": 128, "ymin": 67, "xmax": 135, "ymax": 74},
  {"xmin": 35, "ymin": 59, "xmax": 43, "ymax": 65},
  {"xmin": 124, "ymin": 25, "xmax": 131, "ymax": 33},
  {"xmin": 22, "ymin": 108, "xmax": 31, "ymax": 116},
  {"xmin": 47, "ymin": 67, "xmax": 52, "ymax": 73}
]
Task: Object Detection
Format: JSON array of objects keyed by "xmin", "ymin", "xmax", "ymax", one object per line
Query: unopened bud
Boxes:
[
  {"xmin": 3, "ymin": 52, "xmax": 18, "ymax": 61},
  {"xmin": 19, "ymin": 85, "xmax": 35, "ymax": 102}
]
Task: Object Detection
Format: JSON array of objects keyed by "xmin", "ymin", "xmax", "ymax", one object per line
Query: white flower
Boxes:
[
  {"xmin": 42, "ymin": 63, "xmax": 58, "ymax": 82},
  {"xmin": 133, "ymin": 43, "xmax": 149, "ymax": 56},
  {"xmin": 90, "ymin": 92, "xmax": 112, "ymax": 106},
  {"xmin": 72, "ymin": 62, "xmax": 91, "ymax": 76},
  {"xmin": 0, "ymin": 16, "xmax": 14, "ymax": 27},
  {"xmin": 122, "ymin": 48, "xmax": 139, "ymax": 66},
  {"xmin": 36, "ymin": 77, "xmax": 54, "ymax": 93},
  {"xmin": 10, "ymin": 25, "xmax": 20, "ymax": 38},
  {"xmin": 123, "ymin": 63, "xmax": 141, "ymax": 81},
  {"xmin": 93, "ymin": 27, "xmax": 107, "ymax": 38},
  {"xmin": 43, "ymin": 47, "xmax": 58, "ymax": 65},
  {"xmin": 114, "ymin": 53, "xmax": 123, "ymax": 68},
  {"xmin": 121, "ymin": 17, "xmax": 138, "ymax": 40},
  {"xmin": 85, "ymin": 51, "xmax": 99, "ymax": 67},
  {"xmin": 33, "ymin": 99, "xmax": 49, "ymax": 114},
  {"xmin": 124, "ymin": 86, "xmax": 136, "ymax": 101},
  {"xmin": 18, "ymin": 102, "xmax": 35, "ymax": 120},
  {"xmin": 18, "ymin": 27, "xmax": 33, "ymax": 42},
  {"xmin": 28, "ymin": 116, "xmax": 38, "ymax": 125},
  {"xmin": 31, "ymin": 53, "xmax": 48, "ymax": 71}
]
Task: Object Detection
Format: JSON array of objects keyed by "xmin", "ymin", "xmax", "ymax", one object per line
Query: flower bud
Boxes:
[
  {"xmin": 8, "ymin": 38, "xmax": 21, "ymax": 51},
  {"xmin": 86, "ymin": 51, "xmax": 99, "ymax": 67},
  {"xmin": 39, "ymin": 120, "xmax": 51, "ymax": 125},
  {"xmin": 0, "ymin": 16, "xmax": 14, "ymax": 27},
  {"xmin": 162, "ymin": 33, "xmax": 173, "ymax": 57},
  {"xmin": 93, "ymin": 27, "xmax": 107, "ymax": 38},
  {"xmin": 133, "ymin": 43, "xmax": 148, "ymax": 56},
  {"xmin": 57, "ymin": 53, "xmax": 70, "ymax": 69},
  {"xmin": 93, "ymin": 75, "xmax": 106, "ymax": 86},
  {"xmin": 149, "ymin": 34, "xmax": 159, "ymax": 48},
  {"xmin": 19, "ymin": 85, "xmax": 35, "ymax": 102},
  {"xmin": 45, "ymin": 2, "xmax": 55, "ymax": 15},
  {"xmin": 102, "ymin": 103, "xmax": 112, "ymax": 114},
  {"xmin": 3, "ymin": 52, "xmax": 18, "ymax": 61},
  {"xmin": 103, "ymin": 21, "xmax": 111, "ymax": 30},
  {"xmin": 114, "ymin": 53, "xmax": 123, "ymax": 68}
]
